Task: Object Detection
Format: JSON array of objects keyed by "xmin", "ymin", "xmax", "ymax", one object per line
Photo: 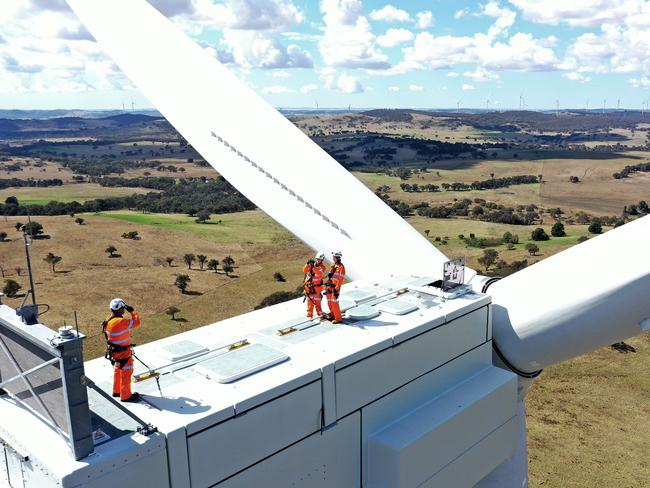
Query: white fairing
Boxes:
[
  {"xmin": 490, "ymin": 214, "xmax": 650, "ymax": 372},
  {"xmin": 64, "ymin": 0, "xmax": 454, "ymax": 281},
  {"xmin": 475, "ymin": 400, "xmax": 528, "ymax": 488}
]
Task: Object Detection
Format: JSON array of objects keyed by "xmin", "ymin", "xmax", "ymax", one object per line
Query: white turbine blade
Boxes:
[
  {"xmin": 490, "ymin": 215, "xmax": 650, "ymax": 373},
  {"xmin": 65, "ymin": 0, "xmax": 455, "ymax": 281}
]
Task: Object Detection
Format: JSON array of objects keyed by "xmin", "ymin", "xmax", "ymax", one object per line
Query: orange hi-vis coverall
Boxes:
[
  {"xmin": 325, "ymin": 262, "xmax": 346, "ymax": 322},
  {"xmin": 104, "ymin": 310, "xmax": 141, "ymax": 401},
  {"xmin": 303, "ymin": 261, "xmax": 327, "ymax": 318}
]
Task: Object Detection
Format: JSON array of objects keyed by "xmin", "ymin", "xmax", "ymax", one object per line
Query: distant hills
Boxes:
[{"xmin": 0, "ymin": 109, "xmax": 162, "ymax": 120}]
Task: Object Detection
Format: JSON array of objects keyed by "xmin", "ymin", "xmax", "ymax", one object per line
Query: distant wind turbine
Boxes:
[{"xmin": 456, "ymin": 99, "xmax": 461, "ymax": 113}]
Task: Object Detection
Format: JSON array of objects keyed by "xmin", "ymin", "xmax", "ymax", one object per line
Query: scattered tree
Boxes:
[
  {"xmin": 165, "ymin": 256, "xmax": 174, "ymax": 267},
  {"xmin": 531, "ymin": 227, "xmax": 549, "ymax": 241},
  {"xmin": 197, "ymin": 254, "xmax": 207, "ymax": 270},
  {"xmin": 183, "ymin": 253, "xmax": 196, "ymax": 269},
  {"xmin": 165, "ymin": 306, "xmax": 181, "ymax": 320},
  {"xmin": 222, "ymin": 263, "xmax": 234, "ymax": 277},
  {"xmin": 273, "ymin": 272, "xmax": 286, "ymax": 282},
  {"xmin": 15, "ymin": 266, "xmax": 22, "ymax": 276},
  {"xmin": 551, "ymin": 221, "xmax": 566, "ymax": 237},
  {"xmin": 222, "ymin": 255, "xmax": 235, "ymax": 268},
  {"xmin": 5, "ymin": 196, "xmax": 18, "ymax": 205},
  {"xmin": 14, "ymin": 222, "xmax": 23, "ymax": 231},
  {"xmin": 105, "ymin": 245, "xmax": 118, "ymax": 258},
  {"xmin": 424, "ymin": 229, "xmax": 430, "ymax": 237},
  {"xmin": 588, "ymin": 220, "xmax": 603, "ymax": 234},
  {"xmin": 43, "ymin": 252, "xmax": 62, "ymax": 272},
  {"xmin": 22, "ymin": 221, "xmax": 44, "ymax": 237},
  {"xmin": 175, "ymin": 274, "xmax": 191, "ymax": 293},
  {"xmin": 75, "ymin": 217, "xmax": 85, "ymax": 225},
  {"xmin": 478, "ymin": 249, "xmax": 499, "ymax": 271},
  {"xmin": 3, "ymin": 279, "xmax": 21, "ymax": 297},
  {"xmin": 121, "ymin": 231, "xmax": 140, "ymax": 240},
  {"xmin": 207, "ymin": 259, "xmax": 219, "ymax": 272},
  {"xmin": 0, "ymin": 232, "xmax": 7, "ymax": 242},
  {"xmin": 195, "ymin": 210, "xmax": 211, "ymax": 224},
  {"xmin": 525, "ymin": 243, "xmax": 539, "ymax": 256}
]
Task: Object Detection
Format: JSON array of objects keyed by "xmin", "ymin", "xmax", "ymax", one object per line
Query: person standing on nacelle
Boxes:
[
  {"xmin": 303, "ymin": 252, "xmax": 327, "ymax": 319},
  {"xmin": 102, "ymin": 298, "xmax": 141, "ymax": 402},
  {"xmin": 325, "ymin": 251, "xmax": 346, "ymax": 324}
]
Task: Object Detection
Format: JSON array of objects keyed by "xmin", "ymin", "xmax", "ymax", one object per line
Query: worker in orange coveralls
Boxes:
[
  {"xmin": 303, "ymin": 252, "xmax": 327, "ymax": 319},
  {"xmin": 325, "ymin": 251, "xmax": 346, "ymax": 324},
  {"xmin": 102, "ymin": 298, "xmax": 141, "ymax": 402}
]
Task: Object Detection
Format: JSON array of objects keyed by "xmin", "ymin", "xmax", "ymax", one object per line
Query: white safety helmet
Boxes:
[
  {"xmin": 315, "ymin": 251, "xmax": 325, "ymax": 260},
  {"xmin": 332, "ymin": 251, "xmax": 343, "ymax": 258},
  {"xmin": 109, "ymin": 298, "xmax": 127, "ymax": 311}
]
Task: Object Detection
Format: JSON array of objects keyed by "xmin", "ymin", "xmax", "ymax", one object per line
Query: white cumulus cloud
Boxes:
[
  {"xmin": 462, "ymin": 83, "xmax": 476, "ymax": 91},
  {"xmin": 320, "ymin": 0, "xmax": 390, "ymax": 69},
  {"xmin": 377, "ymin": 28, "xmax": 414, "ymax": 48},
  {"xmin": 336, "ymin": 72, "xmax": 364, "ymax": 93},
  {"xmin": 629, "ymin": 76, "xmax": 650, "ymax": 87},
  {"xmin": 388, "ymin": 85, "xmax": 400, "ymax": 91},
  {"xmin": 464, "ymin": 67, "xmax": 500, "ymax": 82},
  {"xmin": 454, "ymin": 8, "xmax": 470, "ymax": 20},
  {"xmin": 563, "ymin": 72, "xmax": 592, "ymax": 82},
  {"xmin": 409, "ymin": 84, "xmax": 423, "ymax": 91},
  {"xmin": 369, "ymin": 5, "xmax": 411, "ymax": 23},
  {"xmin": 223, "ymin": 30, "xmax": 313, "ymax": 69},
  {"xmin": 416, "ymin": 11, "xmax": 434, "ymax": 29}
]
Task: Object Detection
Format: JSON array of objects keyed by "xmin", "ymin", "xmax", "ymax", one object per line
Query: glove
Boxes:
[{"xmin": 125, "ymin": 305, "xmax": 134, "ymax": 313}]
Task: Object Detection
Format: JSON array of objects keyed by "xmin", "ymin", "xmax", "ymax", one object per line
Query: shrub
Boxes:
[
  {"xmin": 588, "ymin": 221, "xmax": 603, "ymax": 234},
  {"xmin": 531, "ymin": 228, "xmax": 549, "ymax": 241},
  {"xmin": 3, "ymin": 279, "xmax": 21, "ymax": 297}
]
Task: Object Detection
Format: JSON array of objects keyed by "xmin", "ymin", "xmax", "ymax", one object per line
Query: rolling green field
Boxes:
[
  {"xmin": 0, "ymin": 183, "xmax": 155, "ymax": 205},
  {"xmin": 95, "ymin": 210, "xmax": 296, "ymax": 245}
]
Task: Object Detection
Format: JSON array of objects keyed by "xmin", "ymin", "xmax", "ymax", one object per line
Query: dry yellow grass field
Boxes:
[
  {"xmin": 355, "ymin": 151, "xmax": 650, "ymax": 215},
  {"xmin": 0, "ymin": 157, "xmax": 77, "ymax": 181},
  {"xmin": 0, "ymin": 212, "xmax": 308, "ymax": 358},
  {"xmin": 291, "ymin": 113, "xmax": 492, "ymax": 142}
]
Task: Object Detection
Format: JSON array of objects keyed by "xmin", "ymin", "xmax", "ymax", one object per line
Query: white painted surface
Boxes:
[
  {"xmin": 1, "ymin": 277, "xmax": 490, "ymax": 487},
  {"xmin": 216, "ymin": 413, "xmax": 361, "ymax": 488},
  {"xmin": 63, "ymin": 0, "xmax": 465, "ymax": 283},
  {"xmin": 490, "ymin": 214, "xmax": 650, "ymax": 372},
  {"xmin": 367, "ymin": 367, "xmax": 517, "ymax": 488}
]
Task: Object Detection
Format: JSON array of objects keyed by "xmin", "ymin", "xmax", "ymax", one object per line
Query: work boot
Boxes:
[
  {"xmin": 122, "ymin": 392, "xmax": 141, "ymax": 403},
  {"xmin": 331, "ymin": 319, "xmax": 345, "ymax": 324},
  {"xmin": 112, "ymin": 393, "xmax": 120, "ymax": 398}
]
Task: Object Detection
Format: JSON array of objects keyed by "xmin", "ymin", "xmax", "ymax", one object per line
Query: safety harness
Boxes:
[
  {"xmin": 102, "ymin": 316, "xmax": 133, "ymax": 369},
  {"xmin": 303, "ymin": 259, "xmax": 317, "ymax": 302}
]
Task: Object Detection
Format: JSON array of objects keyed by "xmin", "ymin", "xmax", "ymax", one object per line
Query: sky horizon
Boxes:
[{"xmin": 1, "ymin": 1, "xmax": 650, "ymax": 111}]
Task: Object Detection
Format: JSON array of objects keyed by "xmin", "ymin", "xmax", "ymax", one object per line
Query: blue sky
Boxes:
[{"xmin": 1, "ymin": 0, "xmax": 650, "ymax": 110}]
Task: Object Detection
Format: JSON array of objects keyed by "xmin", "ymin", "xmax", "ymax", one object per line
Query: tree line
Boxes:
[
  {"xmin": 0, "ymin": 177, "xmax": 254, "ymax": 217},
  {"xmin": 92, "ymin": 176, "xmax": 176, "ymax": 190},
  {"xmin": 0, "ymin": 178, "xmax": 63, "ymax": 190},
  {"xmin": 612, "ymin": 161, "xmax": 650, "ymax": 179}
]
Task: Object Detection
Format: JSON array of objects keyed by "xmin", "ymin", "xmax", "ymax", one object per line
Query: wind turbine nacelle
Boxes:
[
  {"xmin": 2, "ymin": 277, "xmax": 521, "ymax": 488},
  {"xmin": 489, "ymin": 215, "xmax": 650, "ymax": 373}
]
